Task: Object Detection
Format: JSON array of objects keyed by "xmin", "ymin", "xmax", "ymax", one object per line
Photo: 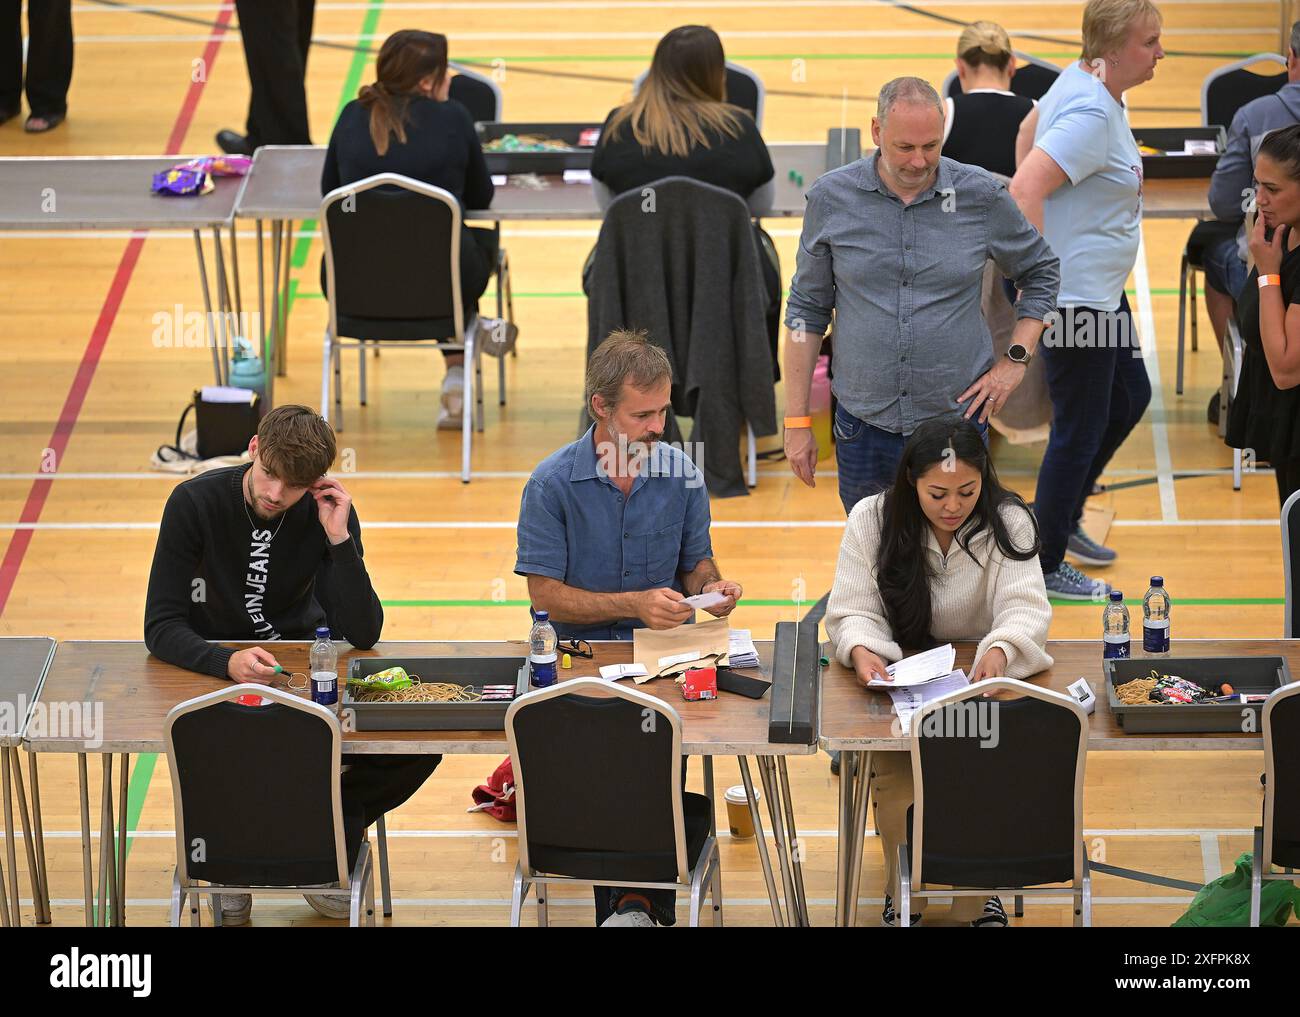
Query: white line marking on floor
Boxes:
[
  {"xmin": 1201, "ymin": 833, "xmax": 1224, "ymax": 883},
  {"xmin": 1135, "ymin": 214, "xmax": 1179, "ymax": 521}
]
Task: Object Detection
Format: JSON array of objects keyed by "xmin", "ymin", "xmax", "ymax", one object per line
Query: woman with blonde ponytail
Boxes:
[
  {"xmin": 321, "ymin": 29, "xmax": 497, "ymax": 430},
  {"xmin": 941, "ymin": 21, "xmax": 1035, "ymax": 177}
]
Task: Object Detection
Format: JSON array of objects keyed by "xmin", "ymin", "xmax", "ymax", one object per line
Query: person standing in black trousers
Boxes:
[
  {"xmin": 218, "ymin": 0, "xmax": 315, "ymax": 154},
  {"xmin": 1, "ymin": 0, "xmax": 73, "ymax": 132}
]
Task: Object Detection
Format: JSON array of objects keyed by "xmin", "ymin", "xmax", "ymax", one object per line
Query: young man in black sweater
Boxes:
[{"xmin": 144, "ymin": 404, "xmax": 437, "ymax": 924}]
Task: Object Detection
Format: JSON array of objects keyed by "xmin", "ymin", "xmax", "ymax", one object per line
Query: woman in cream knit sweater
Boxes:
[{"xmin": 825, "ymin": 416, "xmax": 1053, "ymax": 927}]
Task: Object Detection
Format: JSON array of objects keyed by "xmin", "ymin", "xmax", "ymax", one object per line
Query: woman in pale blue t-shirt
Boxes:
[{"xmin": 1009, "ymin": 0, "xmax": 1164, "ymax": 601}]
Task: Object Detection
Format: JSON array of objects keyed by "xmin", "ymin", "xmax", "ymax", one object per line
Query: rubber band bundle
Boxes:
[{"xmin": 347, "ymin": 665, "xmax": 483, "ymax": 703}]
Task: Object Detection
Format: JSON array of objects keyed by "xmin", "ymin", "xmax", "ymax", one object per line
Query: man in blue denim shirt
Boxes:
[
  {"xmin": 514, "ymin": 329, "xmax": 742, "ymax": 928},
  {"xmin": 515, "ymin": 330, "xmax": 742, "ymax": 643}
]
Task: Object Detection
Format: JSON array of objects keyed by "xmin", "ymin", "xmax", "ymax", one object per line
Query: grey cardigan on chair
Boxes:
[{"xmin": 584, "ymin": 176, "xmax": 777, "ymax": 497}]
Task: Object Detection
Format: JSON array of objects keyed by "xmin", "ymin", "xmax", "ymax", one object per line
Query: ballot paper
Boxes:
[
  {"xmin": 728, "ymin": 629, "xmax": 760, "ymax": 669},
  {"xmin": 562, "ymin": 169, "xmax": 593, "ymax": 183},
  {"xmin": 682, "ymin": 590, "xmax": 728, "ymax": 611},
  {"xmin": 888, "ymin": 669, "xmax": 971, "ymax": 729},
  {"xmin": 868, "ymin": 643, "xmax": 957, "ymax": 688},
  {"xmin": 490, "ymin": 174, "xmax": 508, "ymax": 186},
  {"xmin": 599, "ymin": 662, "xmax": 650, "ymax": 683}
]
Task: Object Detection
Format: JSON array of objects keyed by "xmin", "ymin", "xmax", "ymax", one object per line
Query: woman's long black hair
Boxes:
[{"xmin": 876, "ymin": 415, "xmax": 1040, "ymax": 650}]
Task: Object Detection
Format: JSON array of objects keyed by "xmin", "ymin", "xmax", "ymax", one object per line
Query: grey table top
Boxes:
[
  {"xmin": 234, "ymin": 142, "xmax": 830, "ymax": 222},
  {"xmin": 0, "ymin": 637, "xmax": 56, "ymax": 747},
  {"xmin": 0, "ymin": 156, "xmax": 242, "ymax": 229}
]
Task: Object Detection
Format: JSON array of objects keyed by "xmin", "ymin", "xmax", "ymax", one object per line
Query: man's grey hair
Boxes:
[
  {"xmin": 1291, "ymin": 20, "xmax": 1300, "ymax": 58},
  {"xmin": 877, "ymin": 76, "xmax": 944, "ymax": 126}
]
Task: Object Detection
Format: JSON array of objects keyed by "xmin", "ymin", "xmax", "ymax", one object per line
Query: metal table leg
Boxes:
[
  {"xmin": 737, "ymin": 756, "xmax": 783, "ymax": 927},
  {"xmin": 776, "ymin": 757, "xmax": 810, "ymax": 925},
  {"xmin": 1, "ymin": 747, "xmax": 19, "ymax": 925},
  {"xmin": 26, "ymin": 751, "xmax": 50, "ymax": 924},
  {"xmin": 756, "ymin": 757, "xmax": 799, "ymax": 926},
  {"xmin": 846, "ymin": 750, "xmax": 873, "ymax": 927},
  {"xmin": 78, "ymin": 754, "xmax": 93, "ymax": 926},
  {"xmin": 10, "ymin": 747, "xmax": 46, "ymax": 924},
  {"xmin": 268, "ymin": 220, "xmax": 285, "ymax": 379},
  {"xmin": 212, "ymin": 226, "xmax": 233, "ymax": 385},
  {"xmin": 835, "ymin": 750, "xmax": 855, "ymax": 926},
  {"xmin": 194, "ymin": 229, "xmax": 225, "ymax": 386},
  {"xmin": 116, "ymin": 754, "xmax": 129, "ymax": 926},
  {"xmin": 97, "ymin": 755, "xmax": 112, "ymax": 927},
  {"xmin": 277, "ymin": 219, "xmax": 293, "ymax": 377}
]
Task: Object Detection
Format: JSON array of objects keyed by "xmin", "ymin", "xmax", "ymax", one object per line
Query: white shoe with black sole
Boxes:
[{"xmin": 970, "ymin": 895, "xmax": 1009, "ymax": 927}]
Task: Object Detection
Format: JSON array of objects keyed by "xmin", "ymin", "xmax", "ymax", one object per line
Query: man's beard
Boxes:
[
  {"xmin": 245, "ymin": 471, "xmax": 286, "ymax": 522},
  {"xmin": 598, "ymin": 421, "xmax": 662, "ymax": 479}
]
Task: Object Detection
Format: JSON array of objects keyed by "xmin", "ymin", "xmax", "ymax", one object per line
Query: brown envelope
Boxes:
[{"xmin": 633, "ymin": 617, "xmax": 732, "ymax": 678}]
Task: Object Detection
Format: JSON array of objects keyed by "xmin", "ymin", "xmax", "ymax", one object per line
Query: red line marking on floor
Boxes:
[{"xmin": 0, "ymin": 3, "xmax": 235, "ymax": 619}]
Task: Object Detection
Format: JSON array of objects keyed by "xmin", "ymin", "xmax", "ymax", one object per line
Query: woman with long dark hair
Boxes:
[
  {"xmin": 825, "ymin": 416, "xmax": 1053, "ymax": 927},
  {"xmin": 1227, "ymin": 123, "xmax": 1300, "ymax": 505},
  {"xmin": 321, "ymin": 29, "xmax": 497, "ymax": 430}
]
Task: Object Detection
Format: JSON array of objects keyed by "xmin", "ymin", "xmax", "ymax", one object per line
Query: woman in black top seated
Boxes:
[
  {"xmin": 588, "ymin": 25, "xmax": 781, "ymax": 373},
  {"xmin": 941, "ymin": 21, "xmax": 1034, "ymax": 179},
  {"xmin": 321, "ymin": 29, "xmax": 496, "ymax": 430},
  {"xmin": 1226, "ymin": 124, "xmax": 1300, "ymax": 505}
]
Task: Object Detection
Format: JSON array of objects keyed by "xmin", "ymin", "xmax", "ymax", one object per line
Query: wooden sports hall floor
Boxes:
[{"xmin": 0, "ymin": 1, "xmax": 1291, "ymax": 926}]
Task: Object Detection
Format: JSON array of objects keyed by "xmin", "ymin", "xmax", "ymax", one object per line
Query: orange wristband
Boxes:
[
  {"xmin": 784, "ymin": 416, "xmax": 813, "ymax": 429},
  {"xmin": 1259, "ymin": 274, "xmax": 1282, "ymax": 290}
]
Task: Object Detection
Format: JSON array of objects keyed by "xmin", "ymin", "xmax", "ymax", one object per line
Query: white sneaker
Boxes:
[
  {"xmin": 600, "ymin": 905, "xmax": 657, "ymax": 927},
  {"xmin": 304, "ymin": 890, "xmax": 352, "ymax": 920},
  {"xmin": 438, "ymin": 365, "xmax": 464, "ymax": 430},
  {"xmin": 208, "ymin": 893, "xmax": 252, "ymax": 926}
]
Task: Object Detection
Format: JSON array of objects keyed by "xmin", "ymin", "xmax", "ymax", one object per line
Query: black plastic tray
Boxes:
[
  {"xmin": 477, "ymin": 121, "xmax": 602, "ymax": 175},
  {"xmin": 1131, "ymin": 126, "xmax": 1225, "ymax": 178},
  {"xmin": 344, "ymin": 656, "xmax": 528, "ymax": 731},
  {"xmin": 1105, "ymin": 656, "xmax": 1290, "ymax": 733}
]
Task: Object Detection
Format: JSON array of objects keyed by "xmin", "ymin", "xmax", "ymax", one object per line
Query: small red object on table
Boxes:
[{"xmin": 681, "ymin": 666, "xmax": 717, "ymax": 701}]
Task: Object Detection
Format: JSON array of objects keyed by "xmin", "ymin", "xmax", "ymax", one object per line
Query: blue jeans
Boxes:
[
  {"xmin": 1202, "ymin": 234, "xmax": 1248, "ymax": 301},
  {"xmin": 834, "ymin": 404, "xmax": 988, "ymax": 516},
  {"xmin": 1033, "ymin": 296, "xmax": 1151, "ymax": 573}
]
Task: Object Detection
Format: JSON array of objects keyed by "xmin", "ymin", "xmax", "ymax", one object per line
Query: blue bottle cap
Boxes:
[
  {"xmin": 534, "ymin": 610, "xmax": 549, "ymax": 622},
  {"xmin": 1150, "ymin": 576, "xmax": 1164, "ymax": 586},
  {"xmin": 315, "ymin": 626, "xmax": 331, "ymax": 638},
  {"xmin": 1109, "ymin": 590, "xmax": 1124, "ymax": 601}
]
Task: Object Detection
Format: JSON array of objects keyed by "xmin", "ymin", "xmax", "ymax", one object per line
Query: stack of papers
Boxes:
[
  {"xmin": 867, "ymin": 644, "xmax": 957, "ymax": 688},
  {"xmin": 887, "ymin": 669, "xmax": 971, "ymax": 728},
  {"xmin": 728, "ymin": 629, "xmax": 760, "ymax": 669}
]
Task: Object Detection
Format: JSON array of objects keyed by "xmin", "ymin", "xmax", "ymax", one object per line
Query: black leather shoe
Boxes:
[{"xmin": 216, "ymin": 129, "xmax": 252, "ymax": 156}]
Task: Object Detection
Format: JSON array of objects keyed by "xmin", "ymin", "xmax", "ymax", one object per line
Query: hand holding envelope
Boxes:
[{"xmin": 633, "ymin": 617, "xmax": 732, "ymax": 678}]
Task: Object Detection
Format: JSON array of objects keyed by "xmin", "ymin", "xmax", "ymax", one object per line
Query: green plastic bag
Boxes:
[{"xmin": 1172, "ymin": 852, "xmax": 1299, "ymax": 927}]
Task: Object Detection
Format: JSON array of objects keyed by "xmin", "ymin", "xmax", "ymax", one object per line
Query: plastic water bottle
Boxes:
[
  {"xmin": 228, "ymin": 336, "xmax": 266, "ymax": 400},
  {"xmin": 529, "ymin": 610, "xmax": 558, "ymax": 688},
  {"xmin": 1143, "ymin": 576, "xmax": 1171, "ymax": 656},
  {"xmin": 1102, "ymin": 591, "xmax": 1130, "ymax": 660},
  {"xmin": 309, "ymin": 626, "xmax": 339, "ymax": 711}
]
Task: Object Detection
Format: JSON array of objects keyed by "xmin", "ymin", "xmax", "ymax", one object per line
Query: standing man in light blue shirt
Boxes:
[{"xmin": 1011, "ymin": 0, "xmax": 1164, "ymax": 600}]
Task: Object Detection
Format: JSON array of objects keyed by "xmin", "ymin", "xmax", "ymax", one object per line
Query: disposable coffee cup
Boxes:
[{"xmin": 724, "ymin": 784, "xmax": 760, "ymax": 839}]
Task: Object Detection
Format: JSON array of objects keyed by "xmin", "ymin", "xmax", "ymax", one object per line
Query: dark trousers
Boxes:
[
  {"xmin": 834, "ymin": 403, "xmax": 988, "ymax": 516},
  {"xmin": 593, "ymin": 757, "xmax": 689, "ymax": 927},
  {"xmin": 233, "ymin": 0, "xmax": 314, "ymax": 148},
  {"xmin": 1, "ymin": 0, "xmax": 73, "ymax": 117},
  {"xmin": 1275, "ymin": 458, "xmax": 1300, "ymax": 508},
  {"xmin": 340, "ymin": 753, "xmax": 440, "ymax": 869},
  {"xmin": 1034, "ymin": 296, "xmax": 1151, "ymax": 573}
]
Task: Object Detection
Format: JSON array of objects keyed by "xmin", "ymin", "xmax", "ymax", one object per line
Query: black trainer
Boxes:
[
  {"xmin": 970, "ymin": 895, "xmax": 1009, "ymax": 927},
  {"xmin": 881, "ymin": 893, "xmax": 922, "ymax": 927}
]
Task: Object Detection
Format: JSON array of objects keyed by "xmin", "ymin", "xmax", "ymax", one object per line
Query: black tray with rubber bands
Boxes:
[
  {"xmin": 1105, "ymin": 656, "xmax": 1292, "ymax": 733},
  {"xmin": 343, "ymin": 656, "xmax": 528, "ymax": 731}
]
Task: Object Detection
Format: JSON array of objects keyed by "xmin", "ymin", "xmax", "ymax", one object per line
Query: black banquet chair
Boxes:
[
  {"xmin": 164, "ymin": 684, "xmax": 376, "ymax": 927},
  {"xmin": 897, "ymin": 678, "xmax": 1091, "ymax": 926},
  {"xmin": 505, "ymin": 678, "xmax": 722, "ymax": 927}
]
